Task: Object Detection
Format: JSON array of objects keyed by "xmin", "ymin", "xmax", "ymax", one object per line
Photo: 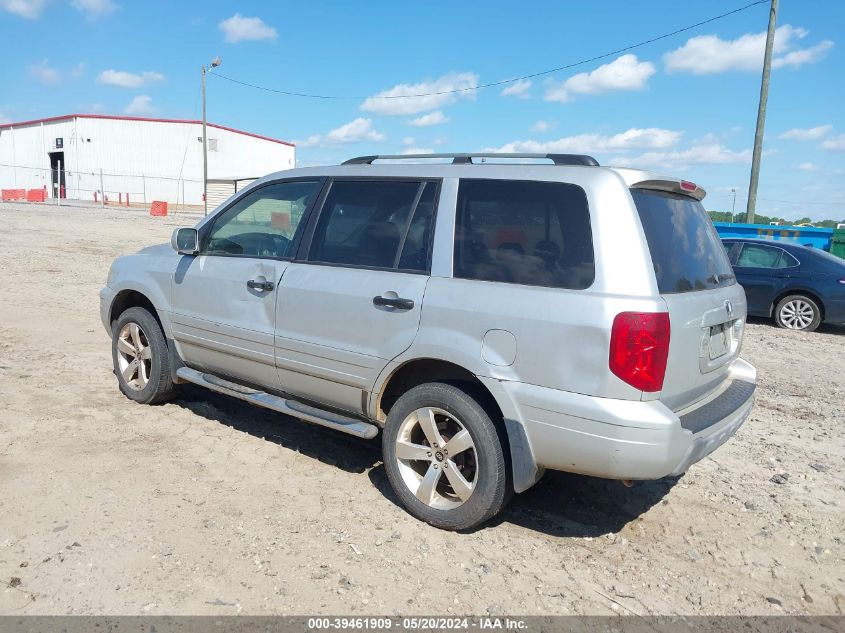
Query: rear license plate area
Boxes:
[{"xmin": 708, "ymin": 323, "xmax": 729, "ymax": 360}]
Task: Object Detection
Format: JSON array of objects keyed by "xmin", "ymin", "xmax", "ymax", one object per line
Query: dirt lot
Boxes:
[{"xmin": 0, "ymin": 202, "xmax": 843, "ymax": 616}]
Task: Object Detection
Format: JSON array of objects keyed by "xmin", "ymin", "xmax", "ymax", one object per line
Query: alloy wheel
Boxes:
[
  {"xmin": 116, "ymin": 322, "xmax": 152, "ymax": 390},
  {"xmin": 394, "ymin": 407, "xmax": 478, "ymax": 510},
  {"xmin": 779, "ymin": 299, "xmax": 815, "ymax": 330}
]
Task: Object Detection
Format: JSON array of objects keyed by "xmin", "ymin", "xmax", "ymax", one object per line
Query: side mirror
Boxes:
[{"xmin": 171, "ymin": 228, "xmax": 199, "ymax": 255}]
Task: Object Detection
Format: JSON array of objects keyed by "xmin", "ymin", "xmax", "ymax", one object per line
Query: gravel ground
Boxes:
[{"xmin": 0, "ymin": 202, "xmax": 843, "ymax": 616}]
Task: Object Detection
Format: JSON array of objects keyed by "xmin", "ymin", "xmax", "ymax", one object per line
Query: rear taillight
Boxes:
[{"xmin": 609, "ymin": 312, "xmax": 671, "ymax": 392}]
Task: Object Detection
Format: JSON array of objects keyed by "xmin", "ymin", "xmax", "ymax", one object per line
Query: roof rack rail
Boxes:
[{"xmin": 342, "ymin": 153, "xmax": 599, "ymax": 166}]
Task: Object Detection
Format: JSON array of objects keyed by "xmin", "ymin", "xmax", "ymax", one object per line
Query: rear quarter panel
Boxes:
[{"xmin": 386, "ymin": 170, "xmax": 664, "ymax": 400}]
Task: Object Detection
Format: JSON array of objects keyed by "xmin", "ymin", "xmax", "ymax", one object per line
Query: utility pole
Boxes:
[
  {"xmin": 745, "ymin": 0, "xmax": 778, "ymax": 224},
  {"xmin": 201, "ymin": 57, "xmax": 222, "ymax": 216},
  {"xmin": 731, "ymin": 188, "xmax": 736, "ymax": 223},
  {"xmin": 201, "ymin": 64, "xmax": 207, "ymax": 215}
]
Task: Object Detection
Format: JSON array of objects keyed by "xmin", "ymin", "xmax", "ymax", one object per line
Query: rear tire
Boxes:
[
  {"xmin": 774, "ymin": 294, "xmax": 821, "ymax": 332},
  {"xmin": 382, "ymin": 382, "xmax": 510, "ymax": 531},
  {"xmin": 112, "ymin": 307, "xmax": 177, "ymax": 404}
]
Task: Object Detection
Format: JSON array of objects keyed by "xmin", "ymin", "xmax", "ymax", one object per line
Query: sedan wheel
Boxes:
[
  {"xmin": 776, "ymin": 295, "xmax": 821, "ymax": 332},
  {"xmin": 395, "ymin": 406, "xmax": 477, "ymax": 510}
]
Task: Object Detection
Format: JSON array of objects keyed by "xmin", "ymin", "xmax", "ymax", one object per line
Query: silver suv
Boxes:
[{"xmin": 100, "ymin": 153, "xmax": 756, "ymax": 530}]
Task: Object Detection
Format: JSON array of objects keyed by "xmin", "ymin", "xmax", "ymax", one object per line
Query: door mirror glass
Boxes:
[{"xmin": 172, "ymin": 228, "xmax": 199, "ymax": 254}]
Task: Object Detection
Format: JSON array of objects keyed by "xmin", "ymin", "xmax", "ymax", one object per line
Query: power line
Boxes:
[{"xmin": 209, "ymin": 0, "xmax": 767, "ymax": 100}]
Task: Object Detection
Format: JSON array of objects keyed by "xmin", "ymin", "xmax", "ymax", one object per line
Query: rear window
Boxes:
[
  {"xmin": 454, "ymin": 179, "xmax": 594, "ymax": 290},
  {"xmin": 632, "ymin": 189, "xmax": 735, "ymax": 293}
]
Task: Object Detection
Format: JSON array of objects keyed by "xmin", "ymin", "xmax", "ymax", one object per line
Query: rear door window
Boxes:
[
  {"xmin": 453, "ymin": 179, "xmax": 594, "ymax": 289},
  {"xmin": 308, "ymin": 180, "xmax": 435, "ymax": 271},
  {"xmin": 631, "ymin": 189, "xmax": 735, "ymax": 293},
  {"xmin": 735, "ymin": 244, "xmax": 799, "ymax": 269},
  {"xmin": 736, "ymin": 243, "xmax": 784, "ymax": 268}
]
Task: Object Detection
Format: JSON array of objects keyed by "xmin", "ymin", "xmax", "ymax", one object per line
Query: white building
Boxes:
[{"xmin": 0, "ymin": 114, "xmax": 295, "ymax": 206}]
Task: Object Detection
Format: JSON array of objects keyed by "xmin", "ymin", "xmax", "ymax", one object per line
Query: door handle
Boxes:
[
  {"xmin": 373, "ymin": 295, "xmax": 414, "ymax": 310},
  {"xmin": 247, "ymin": 279, "xmax": 275, "ymax": 292}
]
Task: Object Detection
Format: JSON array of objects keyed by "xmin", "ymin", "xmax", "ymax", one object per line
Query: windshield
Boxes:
[{"xmin": 632, "ymin": 189, "xmax": 735, "ymax": 294}]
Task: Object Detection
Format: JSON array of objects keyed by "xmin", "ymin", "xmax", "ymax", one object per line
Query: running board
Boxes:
[{"xmin": 175, "ymin": 367, "xmax": 379, "ymax": 439}]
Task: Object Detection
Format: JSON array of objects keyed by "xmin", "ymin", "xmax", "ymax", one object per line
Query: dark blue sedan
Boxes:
[{"xmin": 722, "ymin": 238, "xmax": 845, "ymax": 332}]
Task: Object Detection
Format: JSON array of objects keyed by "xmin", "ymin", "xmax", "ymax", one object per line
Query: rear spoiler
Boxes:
[{"xmin": 630, "ymin": 179, "xmax": 706, "ymax": 201}]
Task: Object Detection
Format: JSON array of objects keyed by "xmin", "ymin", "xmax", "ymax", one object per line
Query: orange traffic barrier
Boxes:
[
  {"xmin": 2, "ymin": 189, "xmax": 26, "ymax": 201},
  {"xmin": 26, "ymin": 189, "xmax": 46, "ymax": 202},
  {"xmin": 150, "ymin": 201, "xmax": 168, "ymax": 217},
  {"xmin": 271, "ymin": 211, "xmax": 291, "ymax": 230}
]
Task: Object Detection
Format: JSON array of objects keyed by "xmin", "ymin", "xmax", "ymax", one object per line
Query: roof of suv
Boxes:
[{"xmin": 267, "ymin": 153, "xmax": 707, "ymax": 201}]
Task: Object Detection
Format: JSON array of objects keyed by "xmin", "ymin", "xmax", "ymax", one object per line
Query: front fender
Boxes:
[{"xmin": 104, "ymin": 250, "xmax": 177, "ymax": 337}]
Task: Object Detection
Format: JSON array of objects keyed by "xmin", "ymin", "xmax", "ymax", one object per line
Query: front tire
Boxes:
[
  {"xmin": 774, "ymin": 294, "xmax": 821, "ymax": 332},
  {"xmin": 112, "ymin": 307, "xmax": 177, "ymax": 404},
  {"xmin": 382, "ymin": 382, "xmax": 510, "ymax": 530}
]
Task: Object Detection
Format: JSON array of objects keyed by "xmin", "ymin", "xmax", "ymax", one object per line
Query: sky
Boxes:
[{"xmin": 1, "ymin": 0, "xmax": 844, "ymax": 220}]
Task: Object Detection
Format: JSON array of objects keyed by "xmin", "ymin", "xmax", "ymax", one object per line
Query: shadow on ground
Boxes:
[
  {"xmin": 366, "ymin": 461, "xmax": 677, "ymax": 537},
  {"xmin": 171, "ymin": 384, "xmax": 675, "ymax": 538},
  {"xmin": 172, "ymin": 385, "xmax": 381, "ymax": 475},
  {"xmin": 747, "ymin": 315, "xmax": 845, "ymax": 336},
  {"xmin": 495, "ymin": 470, "xmax": 678, "ymax": 537}
]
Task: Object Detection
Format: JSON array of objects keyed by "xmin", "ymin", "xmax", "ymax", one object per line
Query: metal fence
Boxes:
[{"xmin": 0, "ymin": 162, "xmax": 203, "ymax": 211}]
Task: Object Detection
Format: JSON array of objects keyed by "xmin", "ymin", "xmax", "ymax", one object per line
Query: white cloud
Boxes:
[
  {"xmin": 544, "ymin": 55, "xmax": 655, "ymax": 103},
  {"xmin": 409, "ymin": 110, "xmax": 450, "ymax": 127},
  {"xmin": 798, "ymin": 162, "xmax": 818, "ymax": 171},
  {"xmin": 219, "ymin": 13, "xmax": 277, "ymax": 43},
  {"xmin": 401, "ymin": 136, "xmax": 415, "ymax": 146},
  {"xmin": 500, "ymin": 79, "xmax": 532, "ymax": 99},
  {"xmin": 664, "ymin": 25, "xmax": 834, "ymax": 74},
  {"xmin": 401, "ymin": 147, "xmax": 434, "ymax": 155},
  {"xmin": 29, "ymin": 59, "xmax": 60, "ymax": 85},
  {"xmin": 124, "ymin": 95, "xmax": 155, "ymax": 115},
  {"xmin": 772, "ymin": 40, "xmax": 834, "ymax": 69},
  {"xmin": 779, "ymin": 125, "xmax": 832, "ymax": 140},
  {"xmin": 360, "ymin": 72, "xmax": 478, "ymax": 116},
  {"xmin": 1, "ymin": 0, "xmax": 45, "ymax": 18},
  {"xmin": 821, "ymin": 133, "xmax": 845, "ymax": 151},
  {"xmin": 530, "ymin": 120, "xmax": 554, "ymax": 133},
  {"xmin": 71, "ymin": 0, "xmax": 119, "ymax": 18},
  {"xmin": 609, "ymin": 144, "xmax": 752, "ymax": 170},
  {"xmin": 296, "ymin": 118, "xmax": 386, "ymax": 148},
  {"xmin": 97, "ymin": 69, "xmax": 165, "ymax": 88},
  {"xmin": 487, "ymin": 127, "xmax": 682, "ymax": 154}
]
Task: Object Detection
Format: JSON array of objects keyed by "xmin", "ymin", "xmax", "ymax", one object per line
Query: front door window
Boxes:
[{"xmin": 204, "ymin": 180, "xmax": 321, "ymax": 259}]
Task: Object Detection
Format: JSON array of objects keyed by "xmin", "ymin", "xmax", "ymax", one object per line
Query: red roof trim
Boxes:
[{"xmin": 0, "ymin": 113, "xmax": 295, "ymax": 147}]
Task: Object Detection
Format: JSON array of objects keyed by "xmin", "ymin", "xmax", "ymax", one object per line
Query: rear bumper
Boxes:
[
  {"xmin": 490, "ymin": 358, "xmax": 756, "ymax": 481},
  {"xmin": 823, "ymin": 297, "xmax": 845, "ymax": 325}
]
